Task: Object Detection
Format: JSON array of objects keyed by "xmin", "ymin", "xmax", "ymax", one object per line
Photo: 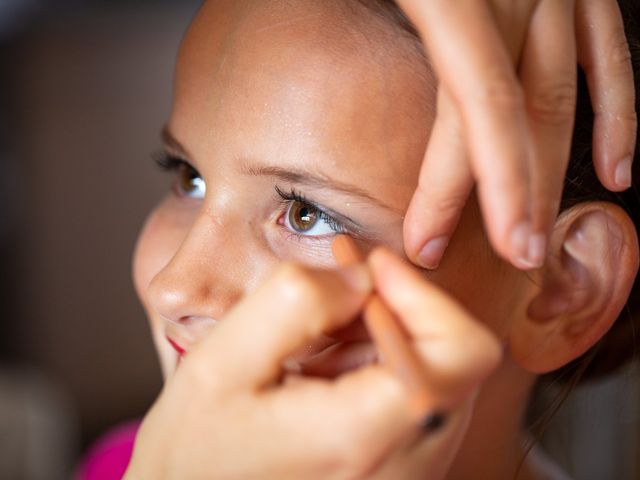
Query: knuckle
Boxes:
[
  {"xmin": 618, "ymin": 110, "xmax": 638, "ymax": 128},
  {"xmin": 437, "ymin": 103, "xmax": 465, "ymax": 136},
  {"xmin": 527, "ymin": 79, "xmax": 576, "ymax": 125},
  {"xmin": 432, "ymin": 193, "xmax": 468, "ymax": 215},
  {"xmin": 582, "ymin": 29, "xmax": 632, "ymax": 76},
  {"xmin": 476, "ymin": 71, "xmax": 524, "ymax": 111},
  {"xmin": 416, "ymin": 183, "xmax": 467, "ymax": 215},
  {"xmin": 607, "ymin": 34, "xmax": 633, "ymax": 71},
  {"xmin": 629, "ymin": 112, "xmax": 638, "ymax": 132},
  {"xmin": 275, "ymin": 262, "xmax": 324, "ymax": 309},
  {"xmin": 595, "ymin": 105, "xmax": 638, "ymax": 129}
]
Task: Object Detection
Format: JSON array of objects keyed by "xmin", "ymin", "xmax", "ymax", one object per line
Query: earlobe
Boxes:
[{"xmin": 510, "ymin": 202, "xmax": 639, "ymax": 374}]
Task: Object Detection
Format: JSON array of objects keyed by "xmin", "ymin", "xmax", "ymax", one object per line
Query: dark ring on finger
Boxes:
[{"xmin": 421, "ymin": 411, "xmax": 447, "ymax": 433}]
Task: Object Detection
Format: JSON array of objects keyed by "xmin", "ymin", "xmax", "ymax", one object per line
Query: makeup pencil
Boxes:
[{"xmin": 332, "ymin": 235, "xmax": 445, "ymax": 431}]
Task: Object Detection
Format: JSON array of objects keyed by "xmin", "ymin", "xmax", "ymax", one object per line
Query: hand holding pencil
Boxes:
[
  {"xmin": 332, "ymin": 235, "xmax": 446, "ymax": 430},
  {"xmin": 333, "ymin": 235, "xmax": 502, "ymax": 431},
  {"xmin": 128, "ymin": 242, "xmax": 502, "ymax": 479}
]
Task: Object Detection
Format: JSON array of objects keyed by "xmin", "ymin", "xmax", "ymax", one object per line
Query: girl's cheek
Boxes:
[
  {"xmin": 263, "ymin": 225, "xmax": 337, "ymax": 268},
  {"xmin": 131, "ymin": 199, "xmax": 199, "ymax": 379}
]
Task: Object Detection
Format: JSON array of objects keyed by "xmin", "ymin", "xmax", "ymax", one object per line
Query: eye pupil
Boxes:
[
  {"xmin": 289, "ymin": 201, "xmax": 317, "ymax": 232},
  {"xmin": 179, "ymin": 166, "xmax": 204, "ymax": 195}
]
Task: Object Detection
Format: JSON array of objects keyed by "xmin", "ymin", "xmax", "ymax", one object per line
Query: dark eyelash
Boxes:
[
  {"xmin": 151, "ymin": 153, "xmax": 351, "ymax": 236},
  {"xmin": 274, "ymin": 185, "xmax": 346, "ymax": 234},
  {"xmin": 152, "ymin": 151, "xmax": 201, "ymax": 177}
]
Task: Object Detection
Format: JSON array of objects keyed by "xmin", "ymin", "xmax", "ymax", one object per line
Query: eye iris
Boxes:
[
  {"xmin": 289, "ymin": 201, "xmax": 317, "ymax": 232},
  {"xmin": 180, "ymin": 167, "xmax": 199, "ymax": 193}
]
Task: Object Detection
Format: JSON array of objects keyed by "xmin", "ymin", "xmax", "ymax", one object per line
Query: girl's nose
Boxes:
[{"xmin": 146, "ymin": 213, "xmax": 244, "ymax": 327}]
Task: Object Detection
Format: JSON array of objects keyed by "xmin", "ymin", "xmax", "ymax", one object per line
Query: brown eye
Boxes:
[
  {"xmin": 276, "ymin": 187, "xmax": 344, "ymax": 237},
  {"xmin": 177, "ymin": 165, "xmax": 206, "ymax": 199},
  {"xmin": 288, "ymin": 200, "xmax": 318, "ymax": 232}
]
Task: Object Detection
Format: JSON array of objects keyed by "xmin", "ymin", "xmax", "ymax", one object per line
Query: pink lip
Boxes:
[{"xmin": 166, "ymin": 336, "xmax": 187, "ymax": 358}]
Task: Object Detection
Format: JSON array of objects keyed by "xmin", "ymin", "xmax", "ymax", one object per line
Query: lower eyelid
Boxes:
[{"xmin": 275, "ymin": 210, "xmax": 336, "ymax": 243}]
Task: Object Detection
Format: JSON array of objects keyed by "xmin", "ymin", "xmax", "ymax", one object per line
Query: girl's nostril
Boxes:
[{"xmin": 178, "ymin": 316, "xmax": 219, "ymax": 336}]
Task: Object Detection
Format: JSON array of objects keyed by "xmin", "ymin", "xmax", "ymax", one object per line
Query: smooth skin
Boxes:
[
  {"xmin": 125, "ymin": 1, "xmax": 639, "ymax": 478},
  {"xmin": 398, "ymin": 0, "xmax": 637, "ymax": 271}
]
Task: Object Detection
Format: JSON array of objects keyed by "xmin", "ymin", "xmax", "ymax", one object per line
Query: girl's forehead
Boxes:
[{"xmin": 170, "ymin": 0, "xmax": 434, "ymax": 209}]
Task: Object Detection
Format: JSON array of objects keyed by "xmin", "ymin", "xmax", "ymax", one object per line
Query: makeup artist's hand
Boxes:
[
  {"xmin": 399, "ymin": 0, "xmax": 636, "ymax": 270},
  {"xmin": 124, "ymin": 251, "xmax": 501, "ymax": 480}
]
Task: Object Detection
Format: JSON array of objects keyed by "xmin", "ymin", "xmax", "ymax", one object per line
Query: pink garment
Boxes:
[{"xmin": 76, "ymin": 420, "xmax": 141, "ymax": 480}]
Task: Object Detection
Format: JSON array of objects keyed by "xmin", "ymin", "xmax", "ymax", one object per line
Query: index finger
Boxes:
[
  {"xmin": 397, "ymin": 0, "xmax": 539, "ymax": 268},
  {"xmin": 368, "ymin": 247, "xmax": 502, "ymax": 400},
  {"xmin": 576, "ymin": 0, "xmax": 637, "ymax": 191}
]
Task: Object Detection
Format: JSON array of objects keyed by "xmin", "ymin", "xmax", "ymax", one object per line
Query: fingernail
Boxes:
[
  {"xmin": 510, "ymin": 222, "xmax": 545, "ymax": 269},
  {"xmin": 417, "ymin": 236, "xmax": 449, "ymax": 269},
  {"xmin": 615, "ymin": 156, "xmax": 632, "ymax": 189},
  {"xmin": 340, "ymin": 264, "xmax": 372, "ymax": 293},
  {"xmin": 527, "ymin": 233, "xmax": 547, "ymax": 268},
  {"xmin": 510, "ymin": 221, "xmax": 531, "ymax": 268}
]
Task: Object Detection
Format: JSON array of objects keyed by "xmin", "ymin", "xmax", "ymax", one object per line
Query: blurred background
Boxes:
[
  {"xmin": 0, "ymin": 0, "xmax": 199, "ymax": 478},
  {"xmin": 0, "ymin": 1, "xmax": 638, "ymax": 479}
]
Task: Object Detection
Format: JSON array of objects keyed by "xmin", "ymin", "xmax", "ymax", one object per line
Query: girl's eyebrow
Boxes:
[
  {"xmin": 241, "ymin": 164, "xmax": 402, "ymax": 214},
  {"xmin": 161, "ymin": 126, "xmax": 401, "ymax": 215}
]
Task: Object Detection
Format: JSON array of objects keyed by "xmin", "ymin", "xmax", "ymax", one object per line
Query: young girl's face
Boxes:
[{"xmin": 133, "ymin": 0, "xmax": 530, "ymax": 377}]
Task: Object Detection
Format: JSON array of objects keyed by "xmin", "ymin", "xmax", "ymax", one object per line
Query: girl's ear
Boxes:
[{"xmin": 509, "ymin": 202, "xmax": 639, "ymax": 374}]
